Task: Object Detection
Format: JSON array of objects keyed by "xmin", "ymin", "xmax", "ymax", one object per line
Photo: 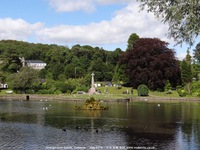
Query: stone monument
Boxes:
[{"xmin": 88, "ymin": 72, "xmax": 96, "ymax": 94}]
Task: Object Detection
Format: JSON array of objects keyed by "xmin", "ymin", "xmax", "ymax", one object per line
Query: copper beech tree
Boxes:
[{"xmin": 120, "ymin": 38, "xmax": 181, "ymax": 91}]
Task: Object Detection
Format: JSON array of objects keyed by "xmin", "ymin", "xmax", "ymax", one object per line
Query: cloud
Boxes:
[
  {"xmin": 38, "ymin": 2, "xmax": 170, "ymax": 48},
  {"xmin": 0, "ymin": 18, "xmax": 43, "ymax": 41},
  {"xmin": 48, "ymin": 0, "xmax": 134, "ymax": 12},
  {"xmin": 48, "ymin": 0, "xmax": 96, "ymax": 12},
  {"xmin": 96, "ymin": 0, "xmax": 134, "ymax": 5},
  {"xmin": 178, "ymin": 52, "xmax": 187, "ymax": 60},
  {"xmin": 0, "ymin": 1, "xmax": 175, "ymax": 55}
]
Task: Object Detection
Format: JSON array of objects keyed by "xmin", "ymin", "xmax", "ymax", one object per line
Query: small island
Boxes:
[{"xmin": 75, "ymin": 97, "xmax": 109, "ymax": 110}]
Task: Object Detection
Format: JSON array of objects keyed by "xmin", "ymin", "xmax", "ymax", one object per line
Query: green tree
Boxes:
[
  {"xmin": 39, "ymin": 78, "xmax": 56, "ymax": 94},
  {"xmin": 138, "ymin": 0, "xmax": 200, "ymax": 45},
  {"xmin": 113, "ymin": 34, "xmax": 139, "ymax": 85},
  {"xmin": 0, "ymin": 40, "xmax": 121, "ymax": 87},
  {"xmin": 0, "ymin": 71, "xmax": 7, "ymax": 84},
  {"xmin": 127, "ymin": 33, "xmax": 140, "ymax": 50},
  {"xmin": 82, "ymin": 73, "xmax": 91, "ymax": 87},
  {"xmin": 8, "ymin": 67, "xmax": 40, "ymax": 93},
  {"xmin": 0, "ymin": 49, "xmax": 22, "ymax": 73},
  {"xmin": 112, "ymin": 64, "xmax": 129, "ymax": 84},
  {"xmin": 181, "ymin": 57, "xmax": 192, "ymax": 94},
  {"xmin": 65, "ymin": 64, "xmax": 76, "ymax": 79},
  {"xmin": 191, "ymin": 80, "xmax": 200, "ymax": 97},
  {"xmin": 89, "ymin": 57, "xmax": 111, "ymax": 81},
  {"xmin": 54, "ymin": 81, "xmax": 75, "ymax": 94},
  {"xmin": 193, "ymin": 43, "xmax": 200, "ymax": 62},
  {"xmin": 137, "ymin": 84, "xmax": 149, "ymax": 96},
  {"xmin": 192, "ymin": 63, "xmax": 200, "ymax": 81},
  {"xmin": 186, "ymin": 49, "xmax": 192, "ymax": 62},
  {"xmin": 112, "ymin": 48, "xmax": 122, "ymax": 63}
]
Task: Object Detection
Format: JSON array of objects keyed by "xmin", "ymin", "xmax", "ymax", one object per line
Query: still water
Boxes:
[{"xmin": 0, "ymin": 99, "xmax": 200, "ymax": 150}]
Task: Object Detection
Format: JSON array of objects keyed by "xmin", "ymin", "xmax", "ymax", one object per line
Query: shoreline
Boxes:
[
  {"xmin": 131, "ymin": 97, "xmax": 200, "ymax": 102},
  {"xmin": 0, "ymin": 94, "xmax": 200, "ymax": 102}
]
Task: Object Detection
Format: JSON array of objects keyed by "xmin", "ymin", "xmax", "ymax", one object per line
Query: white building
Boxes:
[
  {"xmin": 20, "ymin": 57, "xmax": 46, "ymax": 70},
  {"xmin": 25, "ymin": 60, "xmax": 47, "ymax": 70}
]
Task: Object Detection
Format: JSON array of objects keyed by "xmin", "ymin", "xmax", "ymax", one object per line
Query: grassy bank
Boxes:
[{"xmin": 0, "ymin": 87, "xmax": 199, "ymax": 101}]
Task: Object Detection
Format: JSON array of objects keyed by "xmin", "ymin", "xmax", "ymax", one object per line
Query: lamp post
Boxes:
[{"xmin": 75, "ymin": 67, "xmax": 77, "ymax": 78}]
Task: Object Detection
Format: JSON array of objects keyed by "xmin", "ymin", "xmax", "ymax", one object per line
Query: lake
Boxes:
[{"xmin": 0, "ymin": 99, "xmax": 200, "ymax": 150}]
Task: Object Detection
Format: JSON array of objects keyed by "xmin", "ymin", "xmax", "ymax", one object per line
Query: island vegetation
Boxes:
[
  {"xmin": 74, "ymin": 97, "xmax": 109, "ymax": 110},
  {"xmin": 0, "ymin": 33, "xmax": 200, "ymax": 99}
]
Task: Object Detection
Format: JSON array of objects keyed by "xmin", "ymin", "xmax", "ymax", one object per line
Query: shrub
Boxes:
[
  {"xmin": 191, "ymin": 81, "xmax": 200, "ymax": 97},
  {"xmin": 86, "ymin": 97, "xmax": 96, "ymax": 104},
  {"xmin": 164, "ymin": 80, "xmax": 172, "ymax": 91},
  {"xmin": 54, "ymin": 90, "xmax": 62, "ymax": 94},
  {"xmin": 37, "ymin": 89, "xmax": 55, "ymax": 94},
  {"xmin": 74, "ymin": 86, "xmax": 89, "ymax": 93},
  {"xmin": 137, "ymin": 84, "xmax": 149, "ymax": 96},
  {"xmin": 177, "ymin": 89, "xmax": 187, "ymax": 97}
]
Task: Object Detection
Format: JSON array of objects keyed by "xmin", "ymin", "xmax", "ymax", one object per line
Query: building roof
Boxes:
[{"xmin": 25, "ymin": 60, "xmax": 46, "ymax": 64}]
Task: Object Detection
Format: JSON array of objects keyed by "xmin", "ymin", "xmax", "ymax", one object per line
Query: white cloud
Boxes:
[
  {"xmin": 96, "ymin": 0, "xmax": 134, "ymax": 5},
  {"xmin": 38, "ymin": 2, "xmax": 170, "ymax": 48},
  {"xmin": 48, "ymin": 0, "xmax": 95, "ymax": 12},
  {"xmin": 0, "ymin": 18, "xmax": 43, "ymax": 41},
  {"xmin": 0, "ymin": 1, "xmax": 178, "ymax": 57},
  {"xmin": 48, "ymin": 0, "xmax": 134, "ymax": 12},
  {"xmin": 178, "ymin": 52, "xmax": 187, "ymax": 60}
]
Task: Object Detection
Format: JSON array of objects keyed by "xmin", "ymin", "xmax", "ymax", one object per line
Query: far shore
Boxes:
[{"xmin": 0, "ymin": 94, "xmax": 200, "ymax": 102}]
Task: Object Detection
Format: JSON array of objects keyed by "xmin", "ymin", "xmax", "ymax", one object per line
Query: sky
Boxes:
[{"xmin": 0, "ymin": 0, "xmax": 198, "ymax": 60}]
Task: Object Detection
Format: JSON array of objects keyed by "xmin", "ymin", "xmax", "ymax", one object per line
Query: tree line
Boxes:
[
  {"xmin": 0, "ymin": 40, "xmax": 122, "ymax": 94},
  {"xmin": 0, "ymin": 33, "xmax": 200, "ymax": 96}
]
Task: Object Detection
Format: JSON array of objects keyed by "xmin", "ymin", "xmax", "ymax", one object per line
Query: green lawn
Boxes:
[
  {"xmin": 0, "ymin": 86, "xmax": 197, "ymax": 100},
  {"xmin": 97, "ymin": 86, "xmax": 135, "ymax": 94},
  {"xmin": 97, "ymin": 86, "xmax": 180, "ymax": 97},
  {"xmin": 149, "ymin": 90, "xmax": 180, "ymax": 97}
]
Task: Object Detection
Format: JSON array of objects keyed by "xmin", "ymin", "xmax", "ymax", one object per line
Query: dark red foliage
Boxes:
[{"xmin": 120, "ymin": 38, "xmax": 181, "ymax": 91}]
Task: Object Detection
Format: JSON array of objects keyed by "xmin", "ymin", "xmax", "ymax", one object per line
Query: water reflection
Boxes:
[{"xmin": 0, "ymin": 100, "xmax": 200, "ymax": 149}]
